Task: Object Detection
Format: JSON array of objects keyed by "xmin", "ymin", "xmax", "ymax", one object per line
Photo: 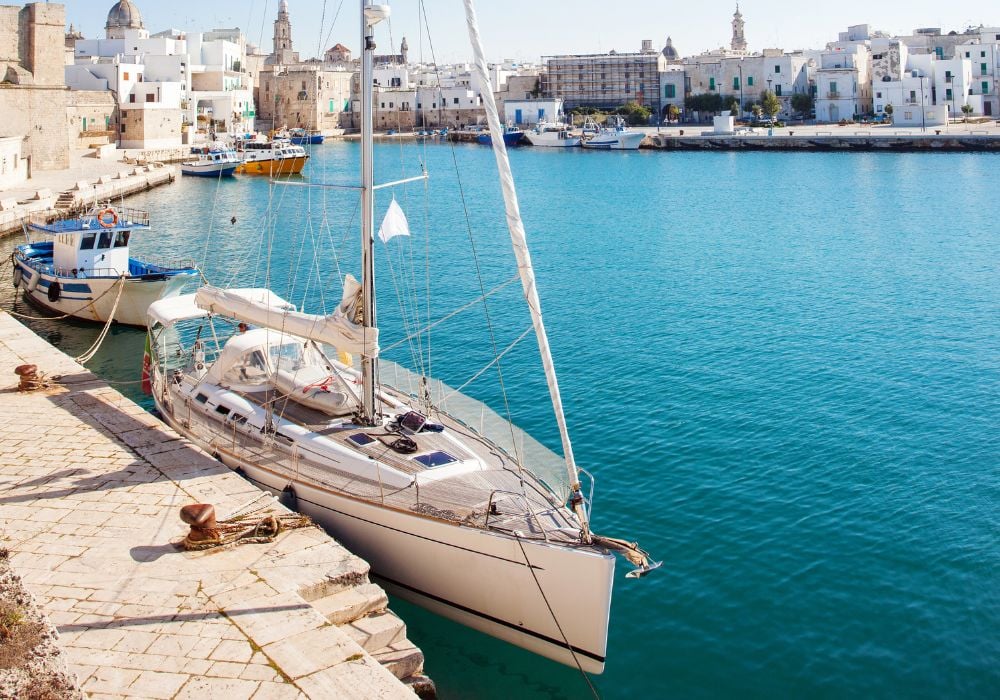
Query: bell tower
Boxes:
[
  {"xmin": 271, "ymin": 0, "xmax": 299, "ymax": 65},
  {"xmin": 731, "ymin": 4, "xmax": 747, "ymax": 52}
]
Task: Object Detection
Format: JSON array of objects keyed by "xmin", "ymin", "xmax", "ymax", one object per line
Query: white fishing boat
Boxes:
[
  {"xmin": 181, "ymin": 146, "xmax": 242, "ymax": 177},
  {"xmin": 581, "ymin": 116, "xmax": 646, "ymax": 150},
  {"xmin": 146, "ymin": 0, "xmax": 656, "ymax": 674},
  {"xmin": 13, "ymin": 206, "xmax": 198, "ymax": 327},
  {"xmin": 524, "ymin": 121, "xmax": 582, "ymax": 148}
]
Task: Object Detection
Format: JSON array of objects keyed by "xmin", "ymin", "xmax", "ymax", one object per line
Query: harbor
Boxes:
[{"xmin": 0, "ymin": 309, "xmax": 432, "ymax": 699}]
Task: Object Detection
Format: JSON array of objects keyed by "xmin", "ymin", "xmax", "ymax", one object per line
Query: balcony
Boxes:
[{"xmin": 826, "ymin": 91, "xmax": 840, "ymax": 99}]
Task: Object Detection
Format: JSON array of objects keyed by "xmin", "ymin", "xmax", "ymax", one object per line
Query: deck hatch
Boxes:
[
  {"xmin": 413, "ymin": 451, "xmax": 458, "ymax": 468},
  {"xmin": 348, "ymin": 433, "xmax": 376, "ymax": 446}
]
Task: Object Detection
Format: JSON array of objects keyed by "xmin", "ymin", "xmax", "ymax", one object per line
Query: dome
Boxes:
[
  {"xmin": 106, "ymin": 0, "xmax": 144, "ymax": 31},
  {"xmin": 662, "ymin": 36, "xmax": 679, "ymax": 60}
]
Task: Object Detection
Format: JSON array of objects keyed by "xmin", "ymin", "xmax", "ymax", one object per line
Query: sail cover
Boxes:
[{"xmin": 195, "ymin": 282, "xmax": 379, "ymax": 357}]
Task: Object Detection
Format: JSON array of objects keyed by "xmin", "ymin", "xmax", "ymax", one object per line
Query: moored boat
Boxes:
[
  {"xmin": 13, "ymin": 206, "xmax": 198, "ymax": 327},
  {"xmin": 146, "ymin": 0, "xmax": 656, "ymax": 673},
  {"xmin": 235, "ymin": 139, "xmax": 309, "ymax": 175},
  {"xmin": 477, "ymin": 124, "xmax": 524, "ymax": 147},
  {"xmin": 581, "ymin": 117, "xmax": 646, "ymax": 150},
  {"xmin": 180, "ymin": 146, "xmax": 241, "ymax": 177},
  {"xmin": 289, "ymin": 128, "xmax": 325, "ymax": 145},
  {"xmin": 524, "ymin": 121, "xmax": 581, "ymax": 148}
]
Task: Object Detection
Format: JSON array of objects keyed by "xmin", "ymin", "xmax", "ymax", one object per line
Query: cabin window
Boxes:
[
  {"xmin": 215, "ymin": 405, "xmax": 231, "ymax": 415},
  {"xmin": 97, "ymin": 231, "xmax": 114, "ymax": 249},
  {"xmin": 414, "ymin": 451, "xmax": 457, "ymax": 468},
  {"xmin": 195, "ymin": 393, "xmax": 209, "ymax": 404},
  {"xmin": 222, "ymin": 350, "xmax": 269, "ymax": 386},
  {"xmin": 230, "ymin": 413, "xmax": 247, "ymax": 425},
  {"xmin": 114, "ymin": 231, "xmax": 130, "ymax": 248},
  {"xmin": 81, "ymin": 233, "xmax": 97, "ymax": 249}
]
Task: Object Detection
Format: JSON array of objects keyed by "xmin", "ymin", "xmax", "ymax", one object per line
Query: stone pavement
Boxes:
[{"xmin": 0, "ymin": 311, "xmax": 430, "ymax": 699}]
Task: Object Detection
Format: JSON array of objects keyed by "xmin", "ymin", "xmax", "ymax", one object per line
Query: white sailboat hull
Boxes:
[
  {"xmin": 524, "ymin": 130, "xmax": 582, "ymax": 148},
  {"xmin": 582, "ymin": 130, "xmax": 646, "ymax": 150},
  {"xmin": 157, "ymin": 405, "xmax": 615, "ymax": 673}
]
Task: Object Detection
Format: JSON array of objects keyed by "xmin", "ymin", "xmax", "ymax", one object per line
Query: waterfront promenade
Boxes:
[{"xmin": 0, "ymin": 311, "xmax": 429, "ymax": 699}]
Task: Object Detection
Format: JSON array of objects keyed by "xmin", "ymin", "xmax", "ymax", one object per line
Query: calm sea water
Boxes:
[{"xmin": 2, "ymin": 142, "xmax": 998, "ymax": 699}]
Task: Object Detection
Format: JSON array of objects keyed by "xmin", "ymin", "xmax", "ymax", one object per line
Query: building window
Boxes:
[
  {"xmin": 146, "ymin": 94, "xmax": 154, "ymax": 103},
  {"xmin": 983, "ymin": 81, "xmax": 990, "ymax": 93},
  {"xmin": 774, "ymin": 65, "xmax": 781, "ymax": 74},
  {"xmin": 876, "ymin": 91, "xmax": 882, "ymax": 99},
  {"xmin": 709, "ymin": 77, "xmax": 715, "ymax": 91},
  {"xmin": 380, "ymin": 102, "xmax": 385, "ymax": 108},
  {"xmin": 747, "ymin": 76, "xmax": 754, "ymax": 86},
  {"xmin": 129, "ymin": 94, "xmax": 136, "ymax": 103},
  {"xmin": 664, "ymin": 84, "xmax": 676, "ymax": 98},
  {"xmin": 453, "ymin": 97, "xmax": 459, "ymax": 104},
  {"xmin": 775, "ymin": 85, "xmax": 782, "ymax": 96},
  {"xmin": 982, "ymin": 51, "xmax": 987, "ymax": 58},
  {"xmin": 302, "ymin": 81, "xmax": 307, "ymax": 90},
  {"xmin": 981, "ymin": 63, "xmax": 988, "ymax": 74},
  {"xmin": 733, "ymin": 77, "xmax": 740, "ymax": 90},
  {"xmin": 123, "ymin": 72, "xmax": 129, "ymax": 80},
  {"xmin": 909, "ymin": 90, "xmax": 916, "ymax": 102},
  {"xmin": 829, "ymin": 81, "xmax": 837, "ymax": 95},
  {"xmin": 946, "ymin": 88, "xmax": 953, "ymax": 100}
]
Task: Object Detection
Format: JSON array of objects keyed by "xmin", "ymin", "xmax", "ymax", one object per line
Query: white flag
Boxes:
[{"xmin": 377, "ymin": 198, "xmax": 410, "ymax": 243}]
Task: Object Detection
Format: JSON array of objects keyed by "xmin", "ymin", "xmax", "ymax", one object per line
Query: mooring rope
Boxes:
[{"xmin": 74, "ymin": 275, "xmax": 126, "ymax": 364}]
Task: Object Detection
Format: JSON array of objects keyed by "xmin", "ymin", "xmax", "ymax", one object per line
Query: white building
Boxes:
[
  {"xmin": 65, "ymin": 1, "xmax": 255, "ymax": 147},
  {"xmin": 814, "ymin": 44, "xmax": 872, "ymax": 121},
  {"xmin": 502, "ymin": 98, "xmax": 563, "ymax": 126}
]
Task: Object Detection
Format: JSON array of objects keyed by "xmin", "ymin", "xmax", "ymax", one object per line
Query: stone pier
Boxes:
[{"xmin": 0, "ymin": 311, "xmax": 432, "ymax": 699}]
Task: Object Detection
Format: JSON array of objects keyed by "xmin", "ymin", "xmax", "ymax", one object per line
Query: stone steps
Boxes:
[
  {"xmin": 312, "ymin": 582, "xmax": 388, "ymax": 625},
  {"xmin": 345, "ymin": 610, "xmax": 409, "ymax": 653}
]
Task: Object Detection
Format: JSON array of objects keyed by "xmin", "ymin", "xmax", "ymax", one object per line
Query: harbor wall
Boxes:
[{"xmin": 647, "ymin": 132, "xmax": 1000, "ymax": 152}]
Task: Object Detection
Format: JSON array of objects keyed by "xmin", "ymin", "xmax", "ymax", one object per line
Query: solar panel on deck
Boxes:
[
  {"xmin": 413, "ymin": 451, "xmax": 457, "ymax": 468},
  {"xmin": 348, "ymin": 433, "xmax": 376, "ymax": 446}
]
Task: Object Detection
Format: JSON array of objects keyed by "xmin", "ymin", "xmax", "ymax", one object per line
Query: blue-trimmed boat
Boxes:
[
  {"xmin": 12, "ymin": 206, "xmax": 199, "ymax": 327},
  {"xmin": 289, "ymin": 128, "xmax": 325, "ymax": 145},
  {"xmin": 180, "ymin": 147, "xmax": 241, "ymax": 177},
  {"xmin": 476, "ymin": 125, "xmax": 524, "ymax": 146}
]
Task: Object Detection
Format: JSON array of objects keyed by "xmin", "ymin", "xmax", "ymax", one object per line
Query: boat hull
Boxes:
[
  {"xmin": 524, "ymin": 131, "xmax": 581, "ymax": 148},
  {"xmin": 180, "ymin": 163, "xmax": 238, "ymax": 177},
  {"xmin": 13, "ymin": 263, "xmax": 196, "ymax": 327},
  {"xmin": 235, "ymin": 155, "xmax": 309, "ymax": 176},
  {"xmin": 582, "ymin": 131, "xmax": 646, "ymax": 150},
  {"xmin": 290, "ymin": 135, "xmax": 325, "ymax": 145},
  {"xmin": 477, "ymin": 131, "xmax": 525, "ymax": 147},
  {"xmin": 156, "ymin": 399, "xmax": 615, "ymax": 673}
]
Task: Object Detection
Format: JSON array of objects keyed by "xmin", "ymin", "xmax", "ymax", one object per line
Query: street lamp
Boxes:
[
  {"xmin": 739, "ymin": 59, "xmax": 744, "ymax": 119},
  {"xmin": 919, "ymin": 73, "xmax": 926, "ymax": 133}
]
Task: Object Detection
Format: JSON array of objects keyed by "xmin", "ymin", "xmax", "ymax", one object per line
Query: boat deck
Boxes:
[{"xmin": 175, "ymin": 382, "xmax": 581, "ymax": 543}]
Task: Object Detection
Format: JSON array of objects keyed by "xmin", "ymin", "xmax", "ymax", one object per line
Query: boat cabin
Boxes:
[{"xmin": 36, "ymin": 206, "xmax": 150, "ymax": 278}]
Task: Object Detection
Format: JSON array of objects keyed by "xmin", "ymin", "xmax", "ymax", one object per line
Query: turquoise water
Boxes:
[{"xmin": 3, "ymin": 143, "xmax": 998, "ymax": 698}]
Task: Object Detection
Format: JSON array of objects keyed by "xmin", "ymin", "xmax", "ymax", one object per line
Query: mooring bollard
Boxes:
[
  {"xmin": 180, "ymin": 503, "xmax": 220, "ymax": 546},
  {"xmin": 14, "ymin": 364, "xmax": 44, "ymax": 392}
]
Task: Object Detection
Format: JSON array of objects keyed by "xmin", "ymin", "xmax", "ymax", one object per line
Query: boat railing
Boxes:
[
  {"xmin": 138, "ymin": 257, "xmax": 199, "ymax": 273},
  {"xmin": 484, "ymin": 489, "xmax": 552, "ymax": 542},
  {"xmin": 30, "ymin": 206, "xmax": 151, "ymax": 233}
]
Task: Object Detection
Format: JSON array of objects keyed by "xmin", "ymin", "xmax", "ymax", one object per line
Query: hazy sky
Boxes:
[{"xmin": 67, "ymin": 1, "xmax": 996, "ymax": 63}]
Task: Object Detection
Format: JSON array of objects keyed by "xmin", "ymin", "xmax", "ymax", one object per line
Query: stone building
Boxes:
[
  {"xmin": 258, "ymin": 64, "xmax": 353, "ymax": 132},
  {"xmin": 543, "ymin": 41, "xmax": 667, "ymax": 114},
  {"xmin": 0, "ymin": 2, "xmax": 71, "ymax": 175}
]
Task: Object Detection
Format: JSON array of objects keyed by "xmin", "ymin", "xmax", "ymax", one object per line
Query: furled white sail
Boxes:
[
  {"xmin": 462, "ymin": 0, "xmax": 587, "ymax": 530},
  {"xmin": 377, "ymin": 197, "xmax": 411, "ymax": 243},
  {"xmin": 195, "ymin": 283, "xmax": 379, "ymax": 357}
]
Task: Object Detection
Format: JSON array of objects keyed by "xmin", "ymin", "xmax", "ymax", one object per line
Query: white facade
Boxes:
[
  {"xmin": 503, "ymin": 99, "xmax": 562, "ymax": 126},
  {"xmin": 0, "ymin": 136, "xmax": 27, "ymax": 189},
  {"xmin": 814, "ymin": 45, "xmax": 872, "ymax": 121}
]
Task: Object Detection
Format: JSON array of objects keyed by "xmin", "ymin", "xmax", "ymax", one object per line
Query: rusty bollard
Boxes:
[
  {"xmin": 14, "ymin": 364, "xmax": 44, "ymax": 392},
  {"xmin": 180, "ymin": 503, "xmax": 221, "ymax": 548}
]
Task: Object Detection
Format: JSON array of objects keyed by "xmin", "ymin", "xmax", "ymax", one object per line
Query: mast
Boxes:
[
  {"xmin": 461, "ymin": 0, "xmax": 590, "ymax": 539},
  {"xmin": 360, "ymin": 2, "xmax": 389, "ymax": 423}
]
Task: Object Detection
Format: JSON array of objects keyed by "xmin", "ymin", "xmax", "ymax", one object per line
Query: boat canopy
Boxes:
[
  {"xmin": 148, "ymin": 288, "xmax": 294, "ymax": 327},
  {"xmin": 195, "ymin": 279, "xmax": 378, "ymax": 357}
]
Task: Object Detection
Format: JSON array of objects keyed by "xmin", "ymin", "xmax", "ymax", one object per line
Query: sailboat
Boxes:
[{"xmin": 145, "ymin": 0, "xmax": 657, "ymax": 674}]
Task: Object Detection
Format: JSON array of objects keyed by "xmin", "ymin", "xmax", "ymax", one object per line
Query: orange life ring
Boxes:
[{"xmin": 98, "ymin": 209, "xmax": 118, "ymax": 228}]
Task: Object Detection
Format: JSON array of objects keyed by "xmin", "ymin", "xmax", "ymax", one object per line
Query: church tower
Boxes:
[
  {"xmin": 271, "ymin": 0, "xmax": 299, "ymax": 65},
  {"xmin": 731, "ymin": 4, "xmax": 747, "ymax": 52}
]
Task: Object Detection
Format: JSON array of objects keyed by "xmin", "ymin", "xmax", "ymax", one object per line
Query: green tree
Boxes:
[
  {"xmin": 666, "ymin": 104, "xmax": 681, "ymax": 123},
  {"xmin": 790, "ymin": 92, "xmax": 814, "ymax": 117},
  {"xmin": 761, "ymin": 90, "xmax": 781, "ymax": 120},
  {"xmin": 883, "ymin": 104, "xmax": 894, "ymax": 122},
  {"xmin": 961, "ymin": 103, "xmax": 974, "ymax": 121},
  {"xmin": 750, "ymin": 103, "xmax": 763, "ymax": 120},
  {"xmin": 684, "ymin": 93, "xmax": 724, "ymax": 115},
  {"xmin": 616, "ymin": 102, "xmax": 653, "ymax": 125},
  {"xmin": 726, "ymin": 98, "xmax": 740, "ymax": 116}
]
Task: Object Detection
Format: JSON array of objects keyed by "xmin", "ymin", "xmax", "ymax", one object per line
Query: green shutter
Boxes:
[
  {"xmin": 983, "ymin": 81, "xmax": 989, "ymax": 93},
  {"xmin": 709, "ymin": 77, "xmax": 715, "ymax": 91},
  {"xmin": 748, "ymin": 76, "xmax": 753, "ymax": 86},
  {"xmin": 733, "ymin": 77, "xmax": 739, "ymax": 90}
]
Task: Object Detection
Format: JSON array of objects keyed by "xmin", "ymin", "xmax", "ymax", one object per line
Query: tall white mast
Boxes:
[
  {"xmin": 461, "ymin": 0, "xmax": 590, "ymax": 538},
  {"xmin": 360, "ymin": 2, "xmax": 390, "ymax": 423}
]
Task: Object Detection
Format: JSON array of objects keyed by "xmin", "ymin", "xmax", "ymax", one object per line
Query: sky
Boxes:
[{"xmin": 65, "ymin": 1, "xmax": 997, "ymax": 63}]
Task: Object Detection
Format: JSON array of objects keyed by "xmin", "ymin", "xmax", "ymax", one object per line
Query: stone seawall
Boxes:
[
  {"xmin": 647, "ymin": 133, "xmax": 1000, "ymax": 152},
  {"xmin": 0, "ymin": 312, "xmax": 434, "ymax": 699}
]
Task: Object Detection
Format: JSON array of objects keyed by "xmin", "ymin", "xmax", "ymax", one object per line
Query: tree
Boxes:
[
  {"xmin": 790, "ymin": 92, "xmax": 814, "ymax": 117},
  {"xmin": 761, "ymin": 90, "xmax": 781, "ymax": 120},
  {"xmin": 666, "ymin": 104, "xmax": 680, "ymax": 123},
  {"xmin": 750, "ymin": 103, "xmax": 763, "ymax": 120},
  {"xmin": 684, "ymin": 93, "xmax": 724, "ymax": 116},
  {"xmin": 616, "ymin": 102, "xmax": 653, "ymax": 125},
  {"xmin": 883, "ymin": 103, "xmax": 894, "ymax": 122},
  {"xmin": 726, "ymin": 98, "xmax": 740, "ymax": 116},
  {"xmin": 961, "ymin": 103, "xmax": 974, "ymax": 121}
]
